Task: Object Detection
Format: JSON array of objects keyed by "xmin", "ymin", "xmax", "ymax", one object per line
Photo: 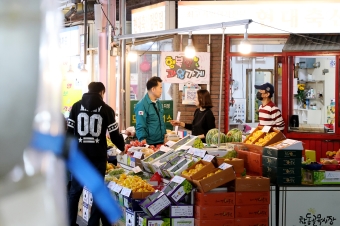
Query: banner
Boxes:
[
  {"xmin": 130, "ymin": 100, "xmax": 173, "ymax": 130},
  {"xmin": 160, "ymin": 52, "xmax": 210, "ymax": 84},
  {"xmin": 62, "ymin": 79, "xmax": 82, "ymax": 118}
]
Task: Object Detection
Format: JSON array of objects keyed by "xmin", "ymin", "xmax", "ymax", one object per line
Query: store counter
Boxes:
[{"xmin": 270, "ymin": 185, "xmax": 340, "ymax": 226}]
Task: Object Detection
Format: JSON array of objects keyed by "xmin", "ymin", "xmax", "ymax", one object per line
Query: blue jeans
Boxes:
[{"xmin": 68, "ymin": 160, "xmax": 110, "ymax": 226}]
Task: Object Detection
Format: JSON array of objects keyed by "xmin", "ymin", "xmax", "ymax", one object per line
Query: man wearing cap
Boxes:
[{"xmin": 254, "ymin": 82, "xmax": 285, "ymax": 131}]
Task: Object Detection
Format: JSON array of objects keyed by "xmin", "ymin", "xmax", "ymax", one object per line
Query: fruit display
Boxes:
[
  {"xmin": 225, "ymin": 128, "xmax": 242, "ymax": 142},
  {"xmin": 114, "ymin": 173, "xmax": 155, "ymax": 192},
  {"xmin": 254, "ymin": 132, "xmax": 277, "ymax": 146},
  {"xmin": 222, "ymin": 150, "xmax": 237, "ymax": 158},
  {"xmin": 143, "ymin": 151, "xmax": 165, "ymax": 163},
  {"xmin": 105, "ymin": 162, "xmax": 115, "ymax": 174},
  {"xmin": 182, "ymin": 163, "xmax": 204, "ymax": 177},
  {"xmin": 335, "ymin": 150, "xmax": 340, "ymax": 159},
  {"xmin": 104, "ymin": 175, "xmax": 117, "ymax": 182},
  {"xmin": 107, "ymin": 168, "xmax": 125, "ymax": 177},
  {"xmin": 244, "ymin": 130, "xmax": 264, "ymax": 144},
  {"xmin": 326, "ymin": 151, "xmax": 337, "ymax": 158},
  {"xmin": 320, "ymin": 159, "xmax": 339, "ymax": 165},
  {"xmin": 201, "ymin": 169, "xmax": 222, "ymax": 179},
  {"xmin": 140, "ymin": 148, "xmax": 155, "ymax": 158},
  {"xmin": 211, "ymin": 132, "xmax": 226, "ymax": 144},
  {"xmin": 206, "ymin": 128, "xmax": 219, "ymax": 145},
  {"xmin": 192, "ymin": 138, "xmax": 204, "ymax": 149}
]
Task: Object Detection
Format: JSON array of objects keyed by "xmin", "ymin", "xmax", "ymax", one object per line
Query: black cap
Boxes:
[{"xmin": 254, "ymin": 82, "xmax": 274, "ymax": 96}]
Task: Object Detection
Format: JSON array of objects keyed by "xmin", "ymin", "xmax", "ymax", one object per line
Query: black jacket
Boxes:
[
  {"xmin": 67, "ymin": 93, "xmax": 125, "ymax": 161},
  {"xmin": 185, "ymin": 108, "xmax": 216, "ymax": 143}
]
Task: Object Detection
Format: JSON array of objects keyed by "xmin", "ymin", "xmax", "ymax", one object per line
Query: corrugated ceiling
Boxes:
[{"xmin": 282, "ymin": 34, "xmax": 340, "ymax": 52}]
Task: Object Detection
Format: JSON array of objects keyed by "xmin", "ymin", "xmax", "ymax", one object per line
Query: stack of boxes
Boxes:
[
  {"xmin": 194, "ymin": 176, "xmax": 271, "ymax": 226},
  {"xmin": 234, "ymin": 177, "xmax": 270, "ymax": 226},
  {"xmin": 262, "ymin": 139, "xmax": 303, "ymax": 185}
]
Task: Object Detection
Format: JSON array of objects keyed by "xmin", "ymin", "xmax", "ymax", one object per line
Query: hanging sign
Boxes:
[
  {"xmin": 182, "ymin": 83, "xmax": 201, "ymax": 105},
  {"xmin": 160, "ymin": 52, "xmax": 210, "ymax": 84}
]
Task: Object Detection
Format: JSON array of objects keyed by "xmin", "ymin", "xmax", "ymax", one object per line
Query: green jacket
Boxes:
[{"xmin": 134, "ymin": 94, "xmax": 166, "ymax": 145}]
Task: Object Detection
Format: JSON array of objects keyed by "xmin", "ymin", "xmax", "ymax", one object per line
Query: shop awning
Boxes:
[{"xmin": 282, "ymin": 34, "xmax": 340, "ymax": 52}]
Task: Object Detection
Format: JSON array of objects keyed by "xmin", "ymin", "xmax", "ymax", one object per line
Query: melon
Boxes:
[
  {"xmin": 225, "ymin": 128, "xmax": 242, "ymax": 143},
  {"xmin": 206, "ymin": 128, "xmax": 219, "ymax": 145},
  {"xmin": 211, "ymin": 132, "xmax": 226, "ymax": 145}
]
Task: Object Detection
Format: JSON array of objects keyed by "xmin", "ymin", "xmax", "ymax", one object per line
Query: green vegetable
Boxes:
[
  {"xmin": 223, "ymin": 150, "xmax": 237, "ymax": 158},
  {"xmin": 161, "ymin": 218, "xmax": 171, "ymax": 226},
  {"xmin": 108, "ymin": 168, "xmax": 125, "ymax": 176},
  {"xmin": 182, "ymin": 180, "xmax": 193, "ymax": 194},
  {"xmin": 193, "ymin": 138, "xmax": 204, "ymax": 149}
]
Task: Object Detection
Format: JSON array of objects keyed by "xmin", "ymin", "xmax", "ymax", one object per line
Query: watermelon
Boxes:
[
  {"xmin": 226, "ymin": 128, "xmax": 242, "ymax": 142},
  {"xmin": 206, "ymin": 128, "xmax": 219, "ymax": 145},
  {"xmin": 211, "ymin": 132, "xmax": 226, "ymax": 145}
]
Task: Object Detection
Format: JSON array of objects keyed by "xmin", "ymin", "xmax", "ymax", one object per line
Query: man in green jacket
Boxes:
[{"xmin": 134, "ymin": 77, "xmax": 166, "ymax": 145}]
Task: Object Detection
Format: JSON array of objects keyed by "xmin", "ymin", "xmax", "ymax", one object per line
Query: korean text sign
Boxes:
[{"xmin": 160, "ymin": 52, "xmax": 210, "ymax": 84}]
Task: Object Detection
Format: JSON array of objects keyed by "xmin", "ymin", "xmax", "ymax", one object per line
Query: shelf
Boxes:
[{"xmin": 294, "ymin": 108, "xmax": 308, "ymax": 111}]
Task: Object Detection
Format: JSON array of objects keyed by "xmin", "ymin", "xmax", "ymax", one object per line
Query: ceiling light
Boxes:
[
  {"xmin": 128, "ymin": 39, "xmax": 138, "ymax": 62},
  {"xmin": 239, "ymin": 24, "xmax": 252, "ymax": 54},
  {"xmin": 185, "ymin": 31, "xmax": 196, "ymax": 58}
]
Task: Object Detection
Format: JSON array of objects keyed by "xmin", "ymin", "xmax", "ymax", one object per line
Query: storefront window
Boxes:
[
  {"xmin": 289, "ymin": 56, "xmax": 336, "ymax": 133},
  {"xmin": 131, "ymin": 39, "xmax": 173, "ymax": 101}
]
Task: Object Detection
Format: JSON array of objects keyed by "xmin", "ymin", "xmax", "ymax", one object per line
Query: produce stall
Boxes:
[{"xmin": 78, "ymin": 126, "xmax": 340, "ymax": 226}]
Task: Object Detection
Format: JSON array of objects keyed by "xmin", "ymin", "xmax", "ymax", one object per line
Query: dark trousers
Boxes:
[{"xmin": 68, "ymin": 160, "xmax": 110, "ymax": 226}]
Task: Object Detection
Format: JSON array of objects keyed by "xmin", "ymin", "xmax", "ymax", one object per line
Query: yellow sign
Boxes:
[{"xmin": 62, "ymin": 79, "xmax": 82, "ymax": 117}]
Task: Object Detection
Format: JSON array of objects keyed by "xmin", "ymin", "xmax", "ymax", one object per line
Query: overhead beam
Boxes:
[{"xmin": 113, "ymin": 19, "xmax": 252, "ymax": 40}]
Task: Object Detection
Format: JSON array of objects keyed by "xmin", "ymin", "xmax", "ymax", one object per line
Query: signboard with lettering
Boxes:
[
  {"xmin": 160, "ymin": 52, "xmax": 210, "ymax": 84},
  {"xmin": 178, "ymin": 1, "xmax": 340, "ymax": 34},
  {"xmin": 62, "ymin": 79, "xmax": 83, "ymax": 118},
  {"xmin": 131, "ymin": 1, "xmax": 175, "ymax": 34},
  {"xmin": 130, "ymin": 100, "xmax": 173, "ymax": 130}
]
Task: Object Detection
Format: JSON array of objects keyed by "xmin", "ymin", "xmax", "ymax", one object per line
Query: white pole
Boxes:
[
  {"xmin": 218, "ymin": 28, "xmax": 226, "ymax": 147},
  {"xmin": 252, "ymin": 58, "xmax": 256, "ymax": 123}
]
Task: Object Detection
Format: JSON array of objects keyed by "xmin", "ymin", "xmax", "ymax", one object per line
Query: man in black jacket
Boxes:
[{"xmin": 67, "ymin": 82, "xmax": 125, "ymax": 226}]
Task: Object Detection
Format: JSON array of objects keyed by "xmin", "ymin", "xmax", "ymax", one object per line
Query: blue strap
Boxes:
[{"xmin": 30, "ymin": 131, "xmax": 122, "ymax": 223}]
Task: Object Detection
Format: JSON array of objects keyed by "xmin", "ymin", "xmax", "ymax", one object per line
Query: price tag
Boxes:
[
  {"xmin": 132, "ymin": 166, "xmax": 142, "ymax": 173},
  {"xmin": 261, "ymin": 126, "xmax": 271, "ymax": 133},
  {"xmin": 171, "ymin": 176, "xmax": 185, "ymax": 184},
  {"xmin": 160, "ymin": 145, "xmax": 172, "ymax": 152},
  {"xmin": 325, "ymin": 171, "xmax": 340, "ymax": 179},
  {"xmin": 166, "ymin": 141, "xmax": 176, "ymax": 147},
  {"xmin": 123, "ymin": 197, "xmax": 129, "ymax": 208},
  {"xmin": 113, "ymin": 184, "xmax": 123, "ymax": 193},
  {"xmin": 219, "ymin": 163, "xmax": 232, "ymax": 170},
  {"xmin": 107, "ymin": 181, "xmax": 116, "ymax": 191},
  {"xmin": 187, "ymin": 148, "xmax": 195, "ymax": 155},
  {"xmin": 133, "ymin": 151, "xmax": 143, "ymax": 159},
  {"xmin": 203, "ymin": 154, "xmax": 215, "ymax": 162},
  {"xmin": 193, "ymin": 148, "xmax": 206, "ymax": 158},
  {"xmin": 121, "ymin": 187, "xmax": 132, "ymax": 197}
]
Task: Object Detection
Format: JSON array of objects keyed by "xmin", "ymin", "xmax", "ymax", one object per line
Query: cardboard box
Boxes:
[
  {"xmin": 234, "ymin": 218, "xmax": 269, "ymax": 226},
  {"xmin": 263, "ymin": 139, "xmax": 303, "ymax": 158},
  {"xmin": 217, "ymin": 158, "xmax": 244, "ymax": 175},
  {"xmin": 234, "ymin": 176, "xmax": 270, "ymax": 192},
  {"xmin": 167, "ymin": 158, "xmax": 195, "ymax": 178},
  {"xmin": 194, "ymin": 219, "xmax": 234, "ymax": 226},
  {"xmin": 117, "ymin": 154, "xmax": 128, "ymax": 165},
  {"xmin": 302, "ymin": 169, "xmax": 340, "ymax": 185},
  {"xmin": 181, "ymin": 160, "xmax": 215, "ymax": 181},
  {"xmin": 138, "ymin": 215, "xmax": 170, "ymax": 226},
  {"xmin": 235, "ymin": 191, "xmax": 270, "ymax": 205},
  {"xmin": 161, "ymin": 176, "xmax": 192, "ymax": 204},
  {"xmin": 170, "ymin": 205, "xmax": 194, "ymax": 217},
  {"xmin": 193, "ymin": 166, "xmax": 236, "ymax": 193},
  {"xmin": 234, "ymin": 205, "xmax": 269, "ymax": 218},
  {"xmin": 248, "ymin": 152, "xmax": 262, "ymax": 175},
  {"xmin": 262, "ymin": 166, "xmax": 301, "ymax": 185},
  {"xmin": 243, "ymin": 126, "xmax": 285, "ymax": 147},
  {"xmin": 123, "ymin": 196, "xmax": 144, "ymax": 211},
  {"xmin": 126, "ymin": 209, "xmax": 143, "ymax": 226},
  {"xmin": 195, "ymin": 191, "xmax": 235, "ymax": 206},
  {"xmin": 140, "ymin": 191, "xmax": 172, "ymax": 217},
  {"xmin": 171, "ymin": 218, "xmax": 194, "ymax": 226},
  {"xmin": 141, "ymin": 151, "xmax": 166, "ymax": 173},
  {"xmin": 262, "ymin": 165, "xmax": 301, "ymax": 176},
  {"xmin": 195, "ymin": 205, "xmax": 234, "ymax": 219},
  {"xmin": 236, "ymin": 149, "xmax": 249, "ymax": 169},
  {"xmin": 262, "ymin": 156, "xmax": 302, "ymax": 167}
]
